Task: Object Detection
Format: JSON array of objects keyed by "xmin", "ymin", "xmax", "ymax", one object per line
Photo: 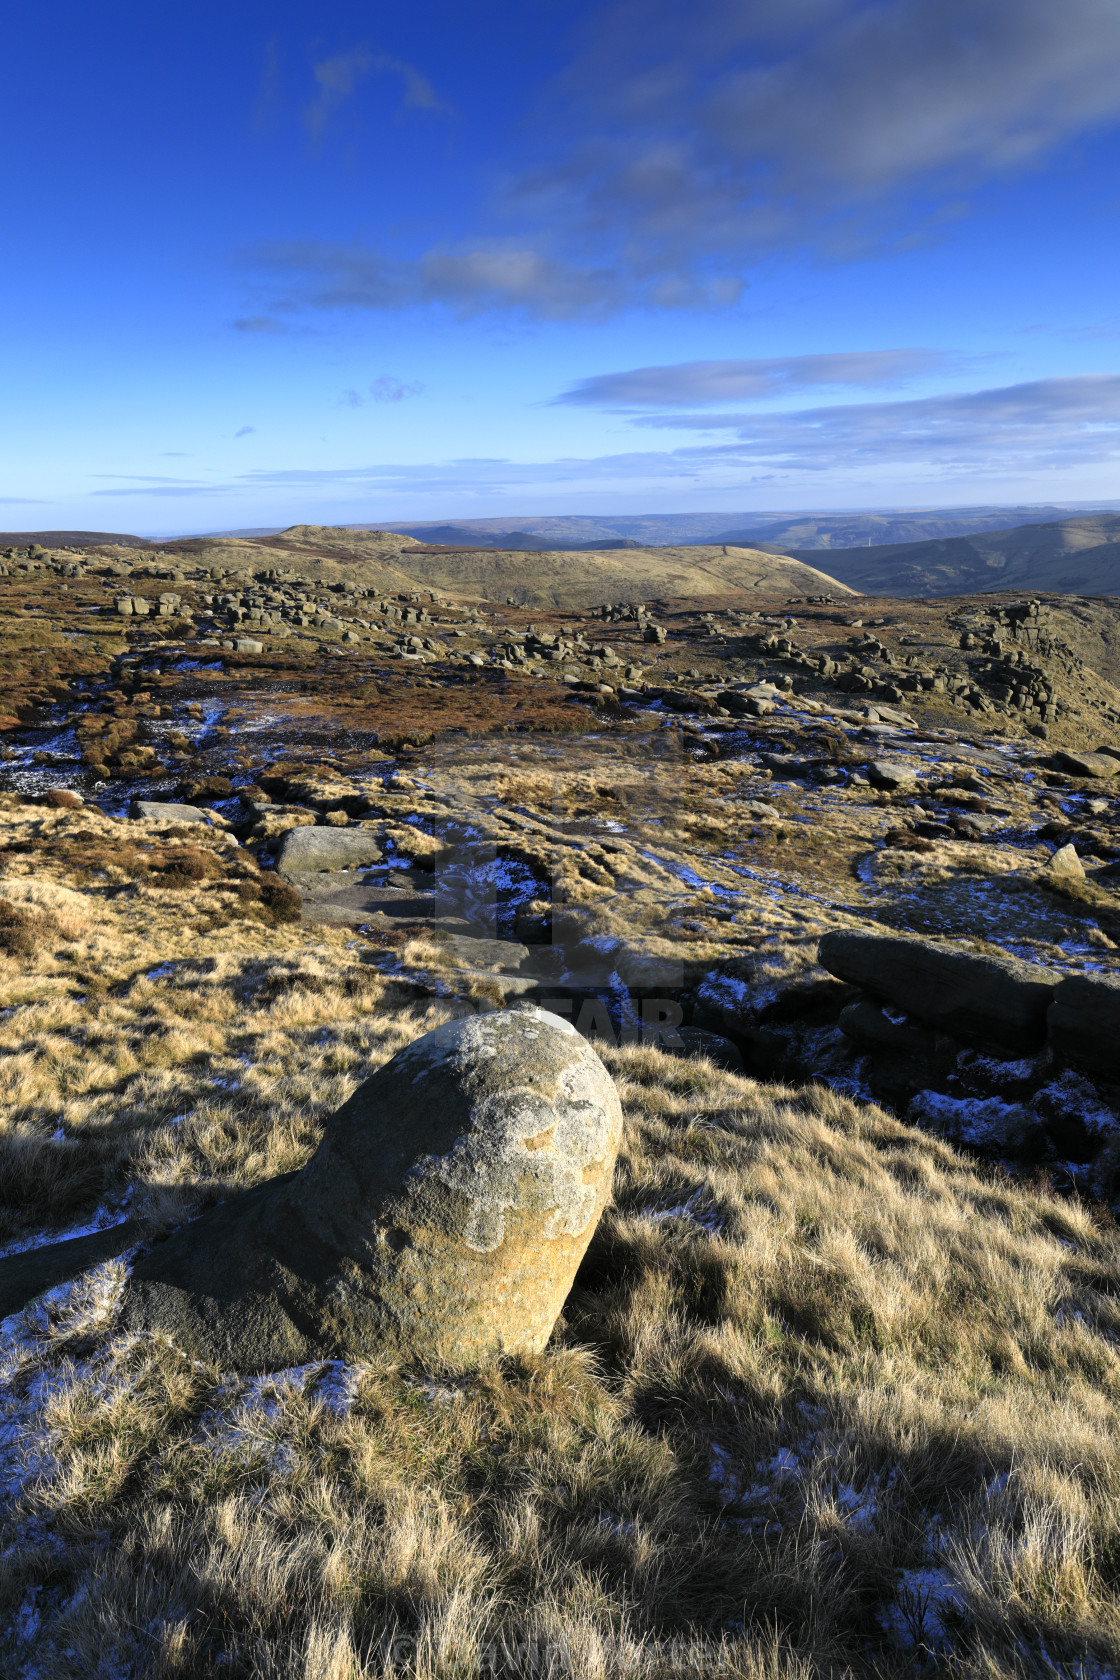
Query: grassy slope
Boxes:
[{"xmin": 0, "ymin": 823, "xmax": 1119, "ymax": 1674}]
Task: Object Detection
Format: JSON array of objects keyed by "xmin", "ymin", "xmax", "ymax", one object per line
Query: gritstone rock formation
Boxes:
[{"xmin": 122, "ymin": 1007, "xmax": 623, "ymax": 1372}]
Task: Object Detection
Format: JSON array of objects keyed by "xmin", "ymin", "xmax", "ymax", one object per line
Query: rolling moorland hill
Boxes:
[
  {"xmin": 773, "ymin": 513, "xmax": 1120, "ymax": 598},
  {"xmin": 148, "ymin": 524, "xmax": 859, "ymax": 609}
]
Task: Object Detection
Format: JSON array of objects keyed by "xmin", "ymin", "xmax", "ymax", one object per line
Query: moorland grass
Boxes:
[{"xmin": 1, "ymin": 808, "xmax": 1119, "ymax": 1675}]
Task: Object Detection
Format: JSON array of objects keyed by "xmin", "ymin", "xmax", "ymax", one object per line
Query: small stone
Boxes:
[
  {"xmin": 867, "ymin": 759, "xmax": 917, "ymax": 790},
  {"xmin": 1047, "ymin": 842, "xmax": 1085, "ymax": 878},
  {"xmin": 235, "ymin": 638, "xmax": 264, "ymax": 654}
]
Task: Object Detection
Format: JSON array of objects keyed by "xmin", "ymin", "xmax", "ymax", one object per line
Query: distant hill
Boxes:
[
  {"xmin": 775, "ymin": 513, "xmax": 1120, "ymax": 597},
  {"xmin": 366, "ymin": 523, "xmax": 644, "ymax": 551},
  {"xmin": 369, "ymin": 504, "xmax": 1119, "ymax": 551},
  {"xmin": 710, "ymin": 505, "xmax": 1120, "ymax": 551},
  {"xmin": 0, "ymin": 529, "xmax": 146, "ymax": 547}
]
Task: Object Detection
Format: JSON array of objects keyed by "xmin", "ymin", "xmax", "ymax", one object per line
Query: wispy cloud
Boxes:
[
  {"xmin": 304, "ymin": 46, "xmax": 446, "ymax": 145},
  {"xmin": 342, "ymin": 377, "xmax": 425, "ymax": 407},
  {"xmin": 556, "ymin": 350, "xmax": 952, "ymax": 406},
  {"xmin": 220, "ymin": 376, "xmax": 1120, "ymax": 492},
  {"xmin": 232, "ymin": 316, "xmax": 290, "ymax": 334},
  {"xmin": 633, "ymin": 373, "xmax": 1120, "ymax": 471},
  {"xmin": 80, "ymin": 375, "xmax": 1120, "ymax": 510},
  {"xmin": 248, "ymin": 239, "xmax": 741, "ymax": 320},
  {"xmin": 91, "ymin": 484, "xmax": 235, "ymax": 498},
  {"xmin": 532, "ymin": 0, "xmax": 1120, "ymax": 260},
  {"xmin": 234, "ymin": 426, "xmax": 255, "ymax": 438}
]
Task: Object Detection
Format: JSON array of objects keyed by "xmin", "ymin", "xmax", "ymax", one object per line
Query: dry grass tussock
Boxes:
[{"xmin": 2, "ymin": 1001, "xmax": 1120, "ymax": 1674}]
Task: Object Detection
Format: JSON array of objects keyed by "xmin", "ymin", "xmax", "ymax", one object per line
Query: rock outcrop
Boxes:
[
  {"xmin": 819, "ymin": 930, "xmax": 1060, "ymax": 1052},
  {"xmin": 122, "ymin": 1008, "xmax": 623, "ymax": 1372},
  {"xmin": 1047, "ymin": 973, "xmax": 1120, "ymax": 1080}
]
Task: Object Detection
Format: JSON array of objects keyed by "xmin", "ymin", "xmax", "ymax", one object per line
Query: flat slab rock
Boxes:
[
  {"xmin": 819, "ymin": 930, "xmax": 1060, "ymax": 1052},
  {"xmin": 1054, "ymin": 750, "xmax": 1120, "ymax": 780},
  {"xmin": 130, "ymin": 800, "xmax": 209, "ymax": 823},
  {"xmin": 275, "ymin": 826, "xmax": 385, "ymax": 872},
  {"xmin": 122, "ymin": 1008, "xmax": 623, "ymax": 1372}
]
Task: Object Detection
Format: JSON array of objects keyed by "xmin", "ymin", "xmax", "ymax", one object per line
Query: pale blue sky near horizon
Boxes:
[{"xmin": 3, "ymin": 0, "xmax": 1120, "ymax": 536}]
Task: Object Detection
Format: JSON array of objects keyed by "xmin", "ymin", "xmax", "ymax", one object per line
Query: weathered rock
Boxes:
[
  {"xmin": 235, "ymin": 637, "xmax": 264, "ymax": 654},
  {"xmin": 672, "ymin": 1027, "xmax": 744, "ymax": 1072},
  {"xmin": 1046, "ymin": 842, "xmax": 1085, "ymax": 878},
  {"xmin": 275, "ymin": 825, "xmax": 384, "ymax": 872},
  {"xmin": 838, "ymin": 998, "xmax": 936, "ymax": 1055},
  {"xmin": 1047, "ymin": 973, "xmax": 1120, "ymax": 1079},
  {"xmin": 122, "ymin": 1009, "xmax": 623, "ymax": 1372},
  {"xmin": 1054, "ymin": 750, "xmax": 1120, "ymax": 779},
  {"xmin": 819, "ymin": 930, "xmax": 1060, "ymax": 1052},
  {"xmin": 130, "ymin": 800, "xmax": 209, "ymax": 824},
  {"xmin": 867, "ymin": 759, "xmax": 918, "ymax": 790}
]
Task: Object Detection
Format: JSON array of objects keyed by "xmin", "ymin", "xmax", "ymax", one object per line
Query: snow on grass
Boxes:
[{"xmin": 0, "ymin": 1209, "xmax": 133, "ymax": 1262}]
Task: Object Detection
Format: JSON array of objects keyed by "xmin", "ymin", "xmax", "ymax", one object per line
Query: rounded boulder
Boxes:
[{"xmin": 122, "ymin": 1008, "xmax": 623, "ymax": 1372}]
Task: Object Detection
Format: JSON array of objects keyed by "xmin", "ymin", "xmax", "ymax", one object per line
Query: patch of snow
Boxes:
[
  {"xmin": 907, "ymin": 1089, "xmax": 1032, "ymax": 1149},
  {"xmin": 0, "ymin": 1260, "xmax": 131, "ymax": 1504},
  {"xmin": 709, "ymin": 1443, "xmax": 742, "ymax": 1504},
  {"xmin": 0, "ymin": 1208, "xmax": 132, "ymax": 1262},
  {"xmin": 641, "ymin": 1188, "xmax": 723, "ymax": 1235},
  {"xmin": 878, "ymin": 1566, "xmax": 968, "ymax": 1652},
  {"xmin": 835, "ymin": 1481, "xmax": 878, "ymax": 1532},
  {"xmin": 957, "ymin": 1050, "xmax": 1041, "ymax": 1085},
  {"xmin": 1035, "ymin": 1070, "xmax": 1120, "ymax": 1138}
]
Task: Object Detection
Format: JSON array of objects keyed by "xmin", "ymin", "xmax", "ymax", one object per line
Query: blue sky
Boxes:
[{"xmin": 4, "ymin": 0, "xmax": 1120, "ymax": 535}]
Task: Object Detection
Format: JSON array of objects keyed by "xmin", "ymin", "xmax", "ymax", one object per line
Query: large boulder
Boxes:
[
  {"xmin": 818, "ymin": 930, "xmax": 1060, "ymax": 1052},
  {"xmin": 1054, "ymin": 750, "xmax": 1120, "ymax": 780},
  {"xmin": 122, "ymin": 1008, "xmax": 623, "ymax": 1372},
  {"xmin": 1048, "ymin": 973, "xmax": 1120, "ymax": 1080},
  {"xmin": 275, "ymin": 825, "xmax": 384, "ymax": 872}
]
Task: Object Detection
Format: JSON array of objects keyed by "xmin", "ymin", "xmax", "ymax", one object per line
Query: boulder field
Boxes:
[{"xmin": 121, "ymin": 1007, "xmax": 622, "ymax": 1371}]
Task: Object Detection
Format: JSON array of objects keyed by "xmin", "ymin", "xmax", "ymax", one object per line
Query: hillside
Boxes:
[
  {"xmin": 777, "ymin": 512, "xmax": 1120, "ymax": 597},
  {"xmin": 150, "ymin": 524, "xmax": 859, "ymax": 607},
  {"xmin": 357, "ymin": 541, "xmax": 858, "ymax": 608}
]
